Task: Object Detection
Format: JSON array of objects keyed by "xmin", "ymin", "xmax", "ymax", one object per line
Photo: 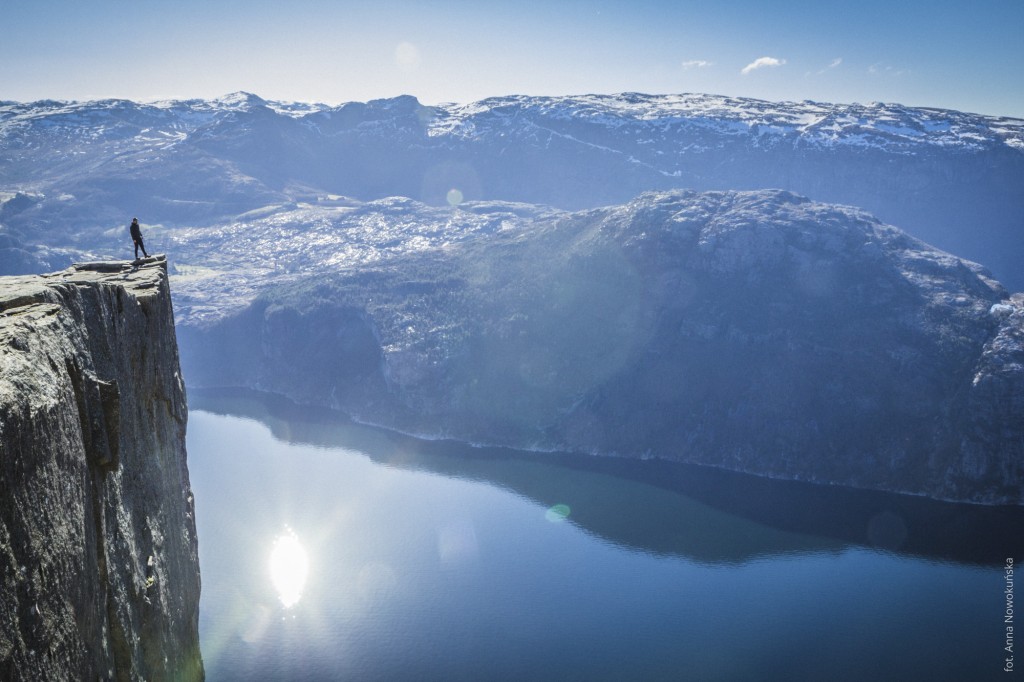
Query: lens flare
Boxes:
[
  {"xmin": 269, "ymin": 530, "xmax": 309, "ymax": 608},
  {"xmin": 545, "ymin": 504, "xmax": 571, "ymax": 523},
  {"xmin": 395, "ymin": 42, "xmax": 421, "ymax": 71},
  {"xmin": 446, "ymin": 188, "xmax": 464, "ymax": 206}
]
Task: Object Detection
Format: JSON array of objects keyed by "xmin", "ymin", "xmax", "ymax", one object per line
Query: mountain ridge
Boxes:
[{"xmin": 4, "ymin": 91, "xmax": 1021, "ymax": 148}]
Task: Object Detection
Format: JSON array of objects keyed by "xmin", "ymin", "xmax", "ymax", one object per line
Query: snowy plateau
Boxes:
[{"xmin": 1, "ymin": 92, "xmax": 1022, "ymax": 503}]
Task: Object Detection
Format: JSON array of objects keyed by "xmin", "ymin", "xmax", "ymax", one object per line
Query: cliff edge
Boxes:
[{"xmin": 0, "ymin": 256, "xmax": 202, "ymax": 680}]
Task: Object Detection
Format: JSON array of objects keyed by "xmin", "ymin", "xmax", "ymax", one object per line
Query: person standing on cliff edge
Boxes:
[{"xmin": 130, "ymin": 218, "xmax": 149, "ymax": 260}]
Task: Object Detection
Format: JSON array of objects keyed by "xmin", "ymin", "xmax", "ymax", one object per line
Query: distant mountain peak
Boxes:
[
  {"xmin": 367, "ymin": 94, "xmax": 422, "ymax": 107},
  {"xmin": 213, "ymin": 91, "xmax": 267, "ymax": 108}
]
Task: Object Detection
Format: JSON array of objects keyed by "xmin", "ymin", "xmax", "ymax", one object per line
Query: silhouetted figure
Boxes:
[{"xmin": 130, "ymin": 218, "xmax": 149, "ymax": 259}]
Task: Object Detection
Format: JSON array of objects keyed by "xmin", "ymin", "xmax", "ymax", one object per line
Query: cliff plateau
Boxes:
[{"xmin": 0, "ymin": 256, "xmax": 202, "ymax": 680}]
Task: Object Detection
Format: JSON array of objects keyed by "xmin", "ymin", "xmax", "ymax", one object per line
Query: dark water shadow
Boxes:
[{"xmin": 188, "ymin": 387, "xmax": 1023, "ymax": 567}]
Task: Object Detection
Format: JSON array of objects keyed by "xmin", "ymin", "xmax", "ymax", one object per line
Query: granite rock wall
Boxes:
[{"xmin": 0, "ymin": 256, "xmax": 202, "ymax": 681}]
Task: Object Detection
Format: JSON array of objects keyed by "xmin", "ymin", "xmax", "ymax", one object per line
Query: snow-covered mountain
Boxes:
[{"xmin": 2, "ymin": 92, "xmax": 1022, "ymax": 287}]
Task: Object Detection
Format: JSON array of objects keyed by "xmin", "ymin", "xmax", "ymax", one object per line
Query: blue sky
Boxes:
[{"xmin": 3, "ymin": 0, "xmax": 1022, "ymax": 116}]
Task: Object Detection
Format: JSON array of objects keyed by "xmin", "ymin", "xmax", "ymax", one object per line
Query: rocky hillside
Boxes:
[
  {"xmin": 2, "ymin": 92, "xmax": 1022, "ymax": 288},
  {"xmin": 0, "ymin": 256, "xmax": 202, "ymax": 680},
  {"xmin": 178, "ymin": 190, "xmax": 1024, "ymax": 505}
]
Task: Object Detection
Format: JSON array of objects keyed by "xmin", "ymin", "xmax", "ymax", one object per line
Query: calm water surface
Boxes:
[{"xmin": 186, "ymin": 390, "xmax": 1020, "ymax": 681}]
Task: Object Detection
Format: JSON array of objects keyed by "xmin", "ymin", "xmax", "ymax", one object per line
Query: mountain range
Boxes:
[{"xmin": 2, "ymin": 91, "xmax": 1022, "ymax": 288}]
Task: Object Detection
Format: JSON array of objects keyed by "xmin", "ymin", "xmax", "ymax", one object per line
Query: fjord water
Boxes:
[{"xmin": 187, "ymin": 390, "xmax": 1018, "ymax": 681}]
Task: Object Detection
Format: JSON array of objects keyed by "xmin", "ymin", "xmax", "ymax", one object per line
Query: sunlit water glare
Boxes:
[
  {"xmin": 269, "ymin": 530, "xmax": 309, "ymax": 608},
  {"xmin": 187, "ymin": 392, "xmax": 1017, "ymax": 682}
]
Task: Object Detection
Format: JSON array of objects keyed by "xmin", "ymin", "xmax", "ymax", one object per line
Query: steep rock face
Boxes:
[
  {"xmin": 179, "ymin": 190, "xmax": 1024, "ymax": 505},
  {"xmin": 0, "ymin": 256, "xmax": 202, "ymax": 680}
]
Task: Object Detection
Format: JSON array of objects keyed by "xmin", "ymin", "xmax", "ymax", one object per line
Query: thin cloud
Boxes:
[
  {"xmin": 681, "ymin": 60, "xmax": 713, "ymax": 70},
  {"xmin": 741, "ymin": 57, "xmax": 786, "ymax": 75},
  {"xmin": 814, "ymin": 58, "xmax": 843, "ymax": 75},
  {"xmin": 869, "ymin": 62, "xmax": 909, "ymax": 77}
]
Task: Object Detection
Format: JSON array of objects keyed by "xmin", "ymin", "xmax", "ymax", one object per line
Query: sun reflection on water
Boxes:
[{"xmin": 269, "ymin": 529, "xmax": 309, "ymax": 608}]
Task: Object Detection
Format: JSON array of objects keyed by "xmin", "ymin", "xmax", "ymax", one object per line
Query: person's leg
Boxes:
[
  {"xmin": 140, "ymin": 238, "xmax": 148, "ymax": 258},
  {"xmin": 134, "ymin": 240, "xmax": 140, "ymax": 259}
]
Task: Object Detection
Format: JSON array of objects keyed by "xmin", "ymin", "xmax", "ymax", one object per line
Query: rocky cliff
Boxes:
[
  {"xmin": 178, "ymin": 190, "xmax": 1024, "ymax": 505},
  {"xmin": 0, "ymin": 256, "xmax": 202, "ymax": 680}
]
